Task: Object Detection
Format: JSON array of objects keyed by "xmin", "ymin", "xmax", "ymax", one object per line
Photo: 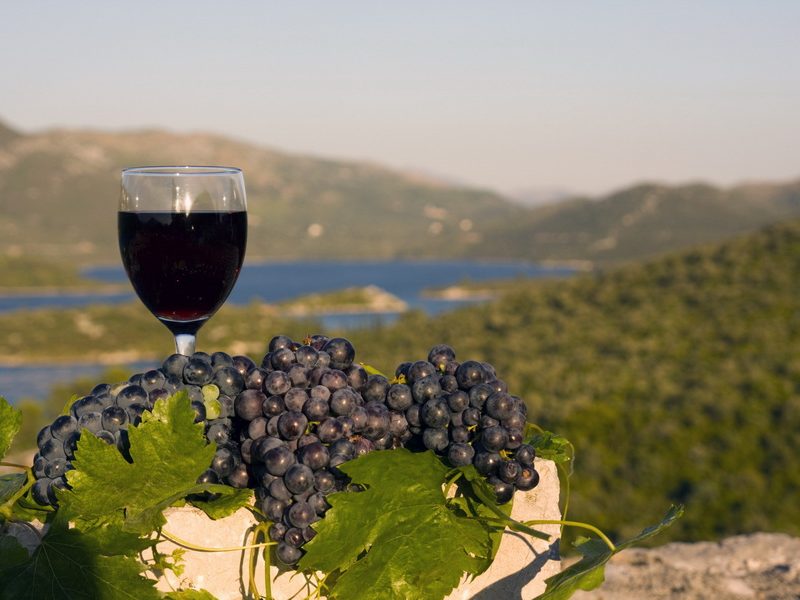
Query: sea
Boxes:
[{"xmin": 0, "ymin": 260, "xmax": 572, "ymax": 403}]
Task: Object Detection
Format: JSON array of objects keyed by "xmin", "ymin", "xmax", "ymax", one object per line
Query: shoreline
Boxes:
[{"xmin": 0, "ymin": 283, "xmax": 129, "ymax": 298}]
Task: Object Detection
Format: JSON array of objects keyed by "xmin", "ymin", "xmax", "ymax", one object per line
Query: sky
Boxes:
[{"xmin": 1, "ymin": 1, "xmax": 798, "ymax": 196}]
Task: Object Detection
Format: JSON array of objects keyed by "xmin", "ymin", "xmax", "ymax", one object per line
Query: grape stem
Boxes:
[
  {"xmin": 523, "ymin": 519, "xmax": 616, "ymax": 552},
  {"xmin": 158, "ymin": 528, "xmax": 275, "ymax": 553},
  {"xmin": 0, "ymin": 461, "xmax": 29, "ymax": 470}
]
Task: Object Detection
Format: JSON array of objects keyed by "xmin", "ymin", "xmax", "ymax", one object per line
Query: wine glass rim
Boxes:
[{"xmin": 122, "ymin": 165, "xmax": 242, "ymax": 176}]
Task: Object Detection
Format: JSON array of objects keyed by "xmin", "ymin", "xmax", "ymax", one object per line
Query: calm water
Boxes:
[{"xmin": 0, "ymin": 260, "xmax": 572, "ymax": 403}]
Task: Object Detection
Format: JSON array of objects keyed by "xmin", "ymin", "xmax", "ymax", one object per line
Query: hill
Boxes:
[
  {"xmin": 1, "ymin": 119, "xmax": 799, "ymax": 266},
  {"xmin": 0, "ymin": 125, "xmax": 522, "ymax": 264}
]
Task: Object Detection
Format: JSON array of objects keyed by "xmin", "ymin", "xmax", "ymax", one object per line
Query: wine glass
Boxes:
[{"xmin": 118, "ymin": 166, "xmax": 247, "ymax": 356}]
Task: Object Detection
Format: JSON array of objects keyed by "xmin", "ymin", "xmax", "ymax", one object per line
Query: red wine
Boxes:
[{"xmin": 118, "ymin": 211, "xmax": 247, "ymax": 335}]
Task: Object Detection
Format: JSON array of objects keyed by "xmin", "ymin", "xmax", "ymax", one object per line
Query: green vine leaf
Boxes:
[
  {"xmin": 299, "ymin": 449, "xmax": 493, "ymax": 600},
  {"xmin": 0, "ymin": 473, "xmax": 26, "ymax": 507},
  {"xmin": 0, "ymin": 518, "xmax": 160, "ymax": 600},
  {"xmin": 61, "ymin": 392, "xmax": 215, "ymax": 534},
  {"xmin": 190, "ymin": 486, "xmax": 254, "ymax": 520},
  {"xmin": 163, "ymin": 589, "xmax": 220, "ymax": 599},
  {"xmin": 534, "ymin": 505, "xmax": 684, "ymax": 600},
  {"xmin": 0, "ymin": 397, "xmax": 22, "ymax": 460},
  {"xmin": 527, "ymin": 430, "xmax": 572, "ymax": 466}
]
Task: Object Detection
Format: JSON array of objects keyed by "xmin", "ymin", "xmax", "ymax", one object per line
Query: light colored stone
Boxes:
[{"xmin": 148, "ymin": 457, "xmax": 561, "ymax": 599}]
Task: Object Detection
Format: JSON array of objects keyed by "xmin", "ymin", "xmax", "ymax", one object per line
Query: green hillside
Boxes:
[
  {"xmin": 1, "ymin": 119, "xmax": 799, "ymax": 267},
  {"xmin": 345, "ymin": 221, "xmax": 800, "ymax": 542}
]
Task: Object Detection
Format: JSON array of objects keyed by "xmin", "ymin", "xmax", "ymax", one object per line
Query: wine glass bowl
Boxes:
[{"xmin": 118, "ymin": 166, "xmax": 247, "ymax": 356}]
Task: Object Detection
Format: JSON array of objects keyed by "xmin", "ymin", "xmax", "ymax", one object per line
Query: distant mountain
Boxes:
[
  {"xmin": 0, "ymin": 120, "xmax": 799, "ymax": 266},
  {"xmin": 506, "ymin": 186, "xmax": 575, "ymax": 207},
  {"xmin": 0, "ymin": 125, "xmax": 522, "ymax": 264},
  {"xmin": 475, "ymin": 180, "xmax": 800, "ymax": 266}
]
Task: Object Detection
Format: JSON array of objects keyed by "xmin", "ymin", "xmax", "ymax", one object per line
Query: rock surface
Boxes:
[
  {"xmin": 149, "ymin": 458, "xmax": 561, "ymax": 599},
  {"xmin": 576, "ymin": 532, "xmax": 800, "ymax": 600}
]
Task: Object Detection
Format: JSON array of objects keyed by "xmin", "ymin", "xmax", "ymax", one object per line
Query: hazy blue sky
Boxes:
[{"xmin": 1, "ymin": 1, "xmax": 797, "ymax": 195}]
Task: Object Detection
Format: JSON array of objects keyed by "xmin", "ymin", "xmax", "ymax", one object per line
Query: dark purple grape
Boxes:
[
  {"xmin": 140, "ymin": 370, "xmax": 166, "ymax": 393},
  {"xmin": 235, "ymin": 390, "xmax": 267, "ymax": 421},
  {"xmin": 362, "ymin": 375, "xmax": 389, "ymax": 404},
  {"xmin": 163, "ymin": 354, "xmax": 190, "ymax": 378},
  {"xmin": 209, "ymin": 351, "xmax": 233, "ymax": 371},
  {"xmin": 314, "ymin": 469, "xmax": 336, "ymax": 493},
  {"xmin": 329, "ymin": 439, "xmax": 355, "ymax": 460},
  {"xmin": 264, "ymin": 446, "xmax": 296, "ymax": 476},
  {"xmin": 386, "ymin": 384, "xmax": 413, "ymax": 411},
  {"xmin": 502, "ymin": 411, "xmax": 526, "ymax": 431},
  {"xmin": 337, "ymin": 416, "xmax": 355, "ymax": 437},
  {"xmin": 264, "ymin": 371, "xmax": 292, "ymax": 396},
  {"xmin": 211, "ymin": 448, "xmax": 235, "ymax": 477},
  {"xmin": 262, "ymin": 394, "xmax": 286, "ymax": 417},
  {"xmin": 308, "ymin": 334, "xmax": 329, "ymax": 350},
  {"xmin": 515, "ymin": 444, "xmax": 536, "ymax": 467},
  {"xmin": 91, "ymin": 382, "xmax": 113, "ymax": 399},
  {"xmin": 245, "ymin": 368, "xmax": 266, "ymax": 390},
  {"xmin": 447, "ymin": 391, "xmax": 469, "ymax": 412},
  {"xmin": 310, "ymin": 385, "xmax": 331, "ymax": 402},
  {"xmin": 486, "ymin": 392, "xmax": 516, "ymax": 421},
  {"xmin": 405, "ymin": 404, "xmax": 421, "ymax": 428},
  {"xmin": 232, "ymin": 355, "xmax": 256, "ymax": 376},
  {"xmin": 468, "ymin": 383, "xmax": 494, "ymax": 410},
  {"xmin": 268, "ymin": 335, "xmax": 294, "ymax": 353},
  {"xmin": 420, "ymin": 399, "xmax": 449, "ymax": 428},
  {"xmin": 213, "ymin": 367, "xmax": 245, "ymax": 397},
  {"xmin": 516, "ymin": 466, "xmax": 540, "ymax": 491},
  {"xmin": 287, "ymin": 364, "xmax": 309, "ymax": 388},
  {"xmin": 298, "ymin": 433, "xmax": 320, "ymax": 448},
  {"xmin": 269, "ymin": 522, "xmax": 288, "ymax": 542},
  {"xmin": 262, "ymin": 497, "xmax": 288, "ymax": 521},
  {"xmin": 196, "ymin": 468, "xmax": 220, "ymax": 485},
  {"xmin": 330, "ymin": 388, "xmax": 358, "ymax": 416},
  {"xmin": 407, "ymin": 361, "xmax": 436, "ymax": 385},
  {"xmin": 345, "ymin": 364, "xmax": 368, "ymax": 391},
  {"xmin": 95, "ymin": 430, "xmax": 116, "ymax": 445},
  {"xmin": 252, "ymin": 436, "xmax": 284, "ymax": 463},
  {"xmin": 295, "ymin": 345, "xmax": 319, "ymax": 368},
  {"xmin": 278, "ymin": 411, "xmax": 308, "ymax": 440},
  {"xmin": 428, "ymin": 344, "xmax": 456, "ymax": 370},
  {"xmin": 283, "ymin": 528, "xmax": 305, "ymax": 549},
  {"xmin": 101, "ymin": 406, "xmax": 128, "ymax": 433},
  {"xmin": 346, "ymin": 406, "xmax": 366, "ymax": 433},
  {"xmin": 71, "ymin": 395, "xmax": 105, "ymax": 419},
  {"xmin": 462, "ymin": 407, "xmax": 481, "ymax": 426},
  {"xmin": 481, "ymin": 415, "xmax": 500, "ymax": 430},
  {"xmin": 37, "ymin": 425, "xmax": 53, "ymax": 447},
  {"xmin": 184, "ymin": 357, "xmax": 213, "ymax": 385},
  {"xmin": 481, "ymin": 426, "xmax": 509, "ymax": 452},
  {"xmin": 322, "ymin": 338, "xmax": 356, "ymax": 370},
  {"xmin": 352, "ymin": 436, "xmax": 374, "ymax": 457},
  {"xmin": 362, "ymin": 405, "xmax": 390, "ymax": 440},
  {"xmin": 50, "ymin": 415, "xmax": 78, "ymax": 440},
  {"xmin": 44, "ymin": 457, "xmax": 68, "ymax": 479},
  {"xmin": 288, "ymin": 501, "xmax": 315, "ymax": 529},
  {"xmin": 486, "ymin": 379, "xmax": 508, "ymax": 394},
  {"xmin": 284, "ymin": 388, "xmax": 308, "ymax": 412},
  {"xmin": 474, "ymin": 452, "xmax": 502, "ymax": 476},
  {"xmin": 303, "ymin": 397, "xmax": 330, "ymax": 421},
  {"xmin": 271, "ymin": 347, "xmax": 295, "ymax": 371},
  {"xmin": 388, "ymin": 412, "xmax": 408, "ymax": 437},
  {"xmin": 315, "ymin": 351, "xmax": 331, "ymax": 369},
  {"xmin": 455, "ymin": 361, "xmax": 486, "ymax": 390},
  {"xmin": 248, "ymin": 417, "xmax": 268, "ymax": 440},
  {"xmin": 190, "ymin": 401, "xmax": 207, "ymax": 424},
  {"xmin": 395, "ymin": 362, "xmax": 412, "ymax": 379},
  {"xmin": 227, "ymin": 463, "xmax": 251, "ymax": 488},
  {"xmin": 308, "ymin": 492, "xmax": 330, "ymax": 515},
  {"xmin": 321, "ymin": 369, "xmax": 348, "ymax": 392},
  {"xmin": 498, "ymin": 460, "xmax": 522, "ymax": 484},
  {"xmin": 33, "ymin": 456, "xmax": 47, "ymax": 478},
  {"xmin": 77, "ymin": 412, "xmax": 103, "ymax": 434},
  {"xmin": 439, "ymin": 375, "xmax": 458, "ymax": 393},
  {"xmin": 317, "ymin": 417, "xmax": 344, "ymax": 443},
  {"xmin": 148, "ymin": 388, "xmax": 169, "ymax": 406},
  {"xmin": 447, "ymin": 442, "xmax": 475, "ymax": 466},
  {"xmin": 506, "ymin": 428, "xmax": 523, "ymax": 450},
  {"xmin": 298, "ymin": 442, "xmax": 330, "ymax": 471},
  {"xmin": 482, "ymin": 362, "xmax": 497, "ymax": 379},
  {"xmin": 412, "ymin": 376, "xmax": 441, "ymax": 404},
  {"xmin": 488, "ymin": 476, "xmax": 515, "ymax": 504},
  {"xmin": 31, "ymin": 478, "xmax": 53, "ymax": 506},
  {"xmin": 207, "ymin": 421, "xmax": 231, "ymax": 445},
  {"xmin": 450, "ymin": 426, "xmax": 470, "ymax": 444},
  {"xmin": 422, "ymin": 428, "xmax": 449, "ymax": 452},
  {"xmin": 284, "ymin": 465, "xmax": 315, "ymax": 495}
]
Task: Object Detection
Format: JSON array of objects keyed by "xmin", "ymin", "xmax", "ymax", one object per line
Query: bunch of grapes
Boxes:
[{"xmin": 29, "ymin": 334, "xmax": 538, "ymax": 566}]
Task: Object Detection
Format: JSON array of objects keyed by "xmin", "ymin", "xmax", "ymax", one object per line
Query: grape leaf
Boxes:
[
  {"xmin": 0, "ymin": 397, "xmax": 22, "ymax": 460},
  {"xmin": 61, "ymin": 393, "xmax": 215, "ymax": 534},
  {"xmin": 0, "ymin": 518, "xmax": 160, "ymax": 600},
  {"xmin": 527, "ymin": 430, "xmax": 573, "ymax": 466},
  {"xmin": 0, "ymin": 533, "xmax": 29, "ymax": 568},
  {"xmin": 534, "ymin": 505, "xmax": 684, "ymax": 600},
  {"xmin": 0, "ymin": 473, "xmax": 27, "ymax": 506},
  {"xmin": 299, "ymin": 449, "xmax": 492, "ymax": 600},
  {"xmin": 189, "ymin": 486, "xmax": 254, "ymax": 520}
]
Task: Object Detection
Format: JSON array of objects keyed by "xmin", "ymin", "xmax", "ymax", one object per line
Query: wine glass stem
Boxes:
[{"xmin": 174, "ymin": 333, "xmax": 196, "ymax": 356}]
